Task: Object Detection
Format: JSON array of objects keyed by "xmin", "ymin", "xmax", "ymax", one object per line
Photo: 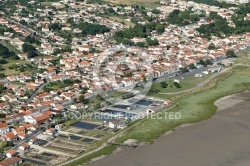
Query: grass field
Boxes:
[
  {"xmin": 150, "ymin": 80, "xmax": 196, "ymax": 93},
  {"xmin": 184, "ymin": 74, "xmax": 212, "ymax": 83},
  {"xmin": 0, "ymin": 59, "xmax": 31, "ymax": 76}
]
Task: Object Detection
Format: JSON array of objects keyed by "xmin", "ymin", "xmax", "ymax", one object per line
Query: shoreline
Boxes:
[{"xmin": 87, "ymin": 91, "xmax": 250, "ymax": 166}]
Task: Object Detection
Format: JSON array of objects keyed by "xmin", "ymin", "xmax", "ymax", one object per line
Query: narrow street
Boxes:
[{"xmin": 25, "ymin": 82, "xmax": 49, "ymax": 104}]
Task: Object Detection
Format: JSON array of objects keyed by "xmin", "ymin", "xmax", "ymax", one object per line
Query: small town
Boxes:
[{"xmin": 0, "ymin": 0, "xmax": 249, "ymax": 165}]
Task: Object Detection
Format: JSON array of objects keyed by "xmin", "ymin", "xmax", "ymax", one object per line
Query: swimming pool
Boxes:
[{"xmin": 72, "ymin": 121, "xmax": 99, "ymax": 130}]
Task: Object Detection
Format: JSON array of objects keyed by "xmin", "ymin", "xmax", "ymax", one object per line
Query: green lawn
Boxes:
[
  {"xmin": 12, "ymin": 81, "xmax": 26, "ymax": 85},
  {"xmin": 147, "ymin": 93, "xmax": 177, "ymax": 99},
  {"xmin": 67, "ymin": 145, "xmax": 117, "ymax": 166},
  {"xmin": 88, "ymin": 95, "xmax": 103, "ymax": 106},
  {"xmin": 150, "ymin": 80, "xmax": 196, "ymax": 93},
  {"xmin": 109, "ymin": 91, "xmax": 129, "ymax": 98},
  {"xmin": 44, "ymin": 81, "xmax": 73, "ymax": 90},
  {"xmin": 0, "ymin": 59, "xmax": 31, "ymax": 76},
  {"xmin": 184, "ymin": 74, "xmax": 212, "ymax": 83}
]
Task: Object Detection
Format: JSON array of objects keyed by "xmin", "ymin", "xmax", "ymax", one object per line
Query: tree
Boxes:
[
  {"xmin": 24, "ymin": 36, "xmax": 41, "ymax": 45},
  {"xmin": 81, "ymin": 86, "xmax": 89, "ymax": 94},
  {"xmin": 160, "ymin": 82, "xmax": 168, "ymax": 88},
  {"xmin": 67, "ymin": 17, "xmax": 75, "ymax": 25},
  {"xmin": 0, "ymin": 141, "xmax": 7, "ymax": 148},
  {"xmin": 167, "ymin": 9, "xmax": 200, "ymax": 26},
  {"xmin": 20, "ymin": 20, "xmax": 27, "ymax": 25},
  {"xmin": 208, "ymin": 43, "xmax": 216, "ymax": 50},
  {"xmin": 27, "ymin": 50, "xmax": 38, "ymax": 58},
  {"xmin": 226, "ymin": 50, "xmax": 237, "ymax": 58},
  {"xmin": 146, "ymin": 38, "xmax": 159, "ymax": 46},
  {"xmin": 152, "ymin": 9, "xmax": 161, "ymax": 14},
  {"xmin": 0, "ymin": 59, "xmax": 7, "ymax": 64},
  {"xmin": 0, "ymin": 43, "xmax": 14, "ymax": 58},
  {"xmin": 189, "ymin": 63, "xmax": 197, "ymax": 70},
  {"xmin": 107, "ymin": 7, "xmax": 115, "ymax": 14},
  {"xmin": 22, "ymin": 43, "xmax": 36, "ymax": 53},
  {"xmin": 79, "ymin": 95, "xmax": 89, "ymax": 104},
  {"xmin": 0, "ymin": 84, "xmax": 5, "ymax": 93},
  {"xmin": 0, "ymin": 73, "xmax": 5, "ymax": 78},
  {"xmin": 136, "ymin": 42, "xmax": 145, "ymax": 47},
  {"xmin": 0, "ymin": 28, "xmax": 5, "ymax": 35},
  {"xmin": 7, "ymin": 141, "xmax": 13, "ymax": 147},
  {"xmin": 199, "ymin": 60, "xmax": 206, "ymax": 66},
  {"xmin": 155, "ymin": 24, "xmax": 165, "ymax": 34},
  {"xmin": 49, "ymin": 23, "xmax": 62, "ymax": 30},
  {"xmin": 179, "ymin": 67, "xmax": 189, "ymax": 73},
  {"xmin": 166, "ymin": 45, "xmax": 171, "ymax": 50},
  {"xmin": 122, "ymin": 39, "xmax": 133, "ymax": 45},
  {"xmin": 205, "ymin": 59, "xmax": 213, "ymax": 65},
  {"xmin": 48, "ymin": 11, "xmax": 53, "ymax": 15},
  {"xmin": 174, "ymin": 82, "xmax": 181, "ymax": 88},
  {"xmin": 78, "ymin": 22, "xmax": 109, "ymax": 35}
]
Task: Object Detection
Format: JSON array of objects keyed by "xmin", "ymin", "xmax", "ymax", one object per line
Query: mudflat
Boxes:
[{"xmin": 88, "ymin": 92, "xmax": 250, "ymax": 166}]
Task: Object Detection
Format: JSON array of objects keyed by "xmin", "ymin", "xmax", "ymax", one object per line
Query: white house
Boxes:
[
  {"xmin": 0, "ymin": 123, "xmax": 9, "ymax": 136},
  {"xmin": 108, "ymin": 121, "xmax": 126, "ymax": 129},
  {"xmin": 70, "ymin": 103, "xmax": 85, "ymax": 110},
  {"xmin": 2, "ymin": 94, "xmax": 17, "ymax": 102},
  {"xmin": 19, "ymin": 143, "xmax": 30, "ymax": 151},
  {"xmin": 45, "ymin": 128, "xmax": 56, "ymax": 135},
  {"xmin": 6, "ymin": 150, "xmax": 17, "ymax": 158},
  {"xmin": 29, "ymin": 137, "xmax": 38, "ymax": 145},
  {"xmin": 24, "ymin": 112, "xmax": 50, "ymax": 124}
]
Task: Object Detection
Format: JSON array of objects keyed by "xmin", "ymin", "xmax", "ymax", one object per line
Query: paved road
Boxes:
[
  {"xmin": 6, "ymin": 130, "xmax": 43, "ymax": 154},
  {"xmin": 0, "ymin": 79, "xmax": 11, "ymax": 84},
  {"xmin": 154, "ymin": 65, "xmax": 214, "ymax": 84},
  {"xmin": 25, "ymin": 82, "xmax": 49, "ymax": 104},
  {"xmin": 3, "ymin": 16, "xmax": 44, "ymax": 40}
]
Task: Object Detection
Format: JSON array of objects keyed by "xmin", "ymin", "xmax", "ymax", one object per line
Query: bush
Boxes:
[
  {"xmin": 160, "ymin": 82, "xmax": 168, "ymax": 88},
  {"xmin": 0, "ymin": 59, "xmax": 7, "ymax": 64},
  {"xmin": 174, "ymin": 82, "xmax": 182, "ymax": 88}
]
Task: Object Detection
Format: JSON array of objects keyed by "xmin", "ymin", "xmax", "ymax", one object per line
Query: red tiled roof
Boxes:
[
  {"xmin": 0, "ymin": 157, "xmax": 22, "ymax": 166},
  {"xmin": 0, "ymin": 123, "xmax": 7, "ymax": 129}
]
